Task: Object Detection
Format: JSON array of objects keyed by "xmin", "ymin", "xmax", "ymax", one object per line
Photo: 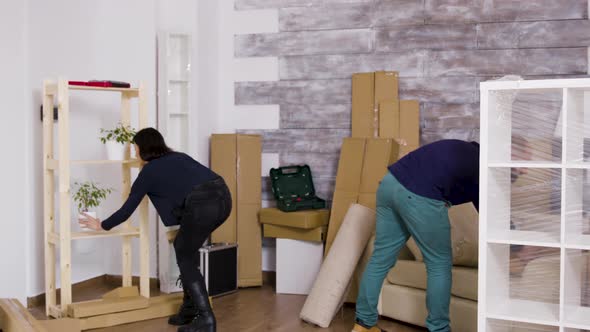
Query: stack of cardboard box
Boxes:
[
  {"xmin": 210, "ymin": 134, "xmax": 262, "ymax": 288},
  {"xmin": 325, "ymin": 71, "xmax": 421, "ymax": 302}
]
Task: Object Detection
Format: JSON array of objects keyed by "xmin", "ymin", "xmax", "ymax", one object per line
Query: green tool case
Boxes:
[{"xmin": 269, "ymin": 165, "xmax": 326, "ymax": 212}]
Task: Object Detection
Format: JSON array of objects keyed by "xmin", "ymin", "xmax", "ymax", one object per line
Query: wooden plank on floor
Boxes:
[
  {"xmin": 102, "ymin": 286, "xmax": 139, "ymax": 299},
  {"xmin": 79, "ymin": 294, "xmax": 182, "ymax": 330},
  {"xmin": 0, "ymin": 298, "xmax": 46, "ymax": 332},
  {"xmin": 38, "ymin": 318, "xmax": 81, "ymax": 332},
  {"xmin": 67, "ymin": 296, "xmax": 149, "ymax": 318}
]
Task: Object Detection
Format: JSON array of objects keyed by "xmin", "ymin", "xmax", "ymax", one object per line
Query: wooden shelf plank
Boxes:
[
  {"xmin": 71, "ymin": 228, "xmax": 140, "ymax": 240},
  {"xmin": 68, "ymin": 85, "xmax": 139, "ymax": 96},
  {"xmin": 67, "ymin": 296, "xmax": 148, "ymax": 318},
  {"xmin": 71, "ymin": 159, "xmax": 141, "ymax": 166},
  {"xmin": 486, "ymin": 299, "xmax": 560, "ymax": 326},
  {"xmin": 79, "ymin": 294, "xmax": 181, "ymax": 330}
]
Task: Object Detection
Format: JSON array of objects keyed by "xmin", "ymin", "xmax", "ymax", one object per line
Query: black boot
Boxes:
[
  {"xmin": 168, "ymin": 277, "xmax": 199, "ymax": 326},
  {"xmin": 178, "ymin": 275, "xmax": 216, "ymax": 332}
]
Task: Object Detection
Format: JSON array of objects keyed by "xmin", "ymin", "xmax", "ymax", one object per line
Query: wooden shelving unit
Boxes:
[
  {"xmin": 42, "ymin": 78, "xmax": 150, "ymax": 318},
  {"xmin": 479, "ymin": 78, "xmax": 590, "ymax": 332}
]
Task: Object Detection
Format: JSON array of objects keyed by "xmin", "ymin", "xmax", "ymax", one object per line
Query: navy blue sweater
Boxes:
[
  {"xmin": 101, "ymin": 152, "xmax": 218, "ymax": 231},
  {"xmin": 389, "ymin": 139, "xmax": 480, "ymax": 210}
]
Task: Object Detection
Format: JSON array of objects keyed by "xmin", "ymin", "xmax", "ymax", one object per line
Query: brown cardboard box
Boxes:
[
  {"xmin": 237, "ymin": 135, "xmax": 262, "ymax": 204},
  {"xmin": 210, "ymin": 134, "xmax": 262, "ymax": 287},
  {"xmin": 352, "ymin": 71, "xmax": 399, "ymax": 138},
  {"xmin": 237, "ymin": 203, "xmax": 263, "ymax": 287},
  {"xmin": 359, "ymin": 139, "xmax": 399, "ymax": 194},
  {"xmin": 399, "ymin": 144, "xmax": 419, "ymax": 159},
  {"xmin": 379, "ymin": 100, "xmax": 400, "ymax": 138},
  {"xmin": 211, "ymin": 134, "xmax": 238, "ymax": 243},
  {"xmin": 352, "ymin": 73, "xmax": 375, "ymax": 138},
  {"xmin": 325, "ymin": 191, "xmax": 359, "ymax": 255},
  {"xmin": 263, "ymin": 224, "xmax": 326, "ymax": 242},
  {"xmin": 358, "ymin": 193, "xmax": 377, "ymax": 211},
  {"xmin": 375, "ymin": 71, "xmax": 399, "ymax": 105},
  {"xmin": 259, "ymin": 208, "xmax": 329, "ymax": 229},
  {"xmin": 334, "ymin": 138, "xmax": 366, "ymax": 192},
  {"xmin": 399, "ymin": 100, "xmax": 420, "ymax": 148}
]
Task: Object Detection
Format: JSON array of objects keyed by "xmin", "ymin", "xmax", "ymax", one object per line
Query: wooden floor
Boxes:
[{"xmin": 30, "ymin": 282, "xmax": 426, "ymax": 332}]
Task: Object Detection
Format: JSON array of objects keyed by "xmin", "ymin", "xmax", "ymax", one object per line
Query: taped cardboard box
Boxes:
[
  {"xmin": 352, "ymin": 73, "xmax": 375, "ymax": 138},
  {"xmin": 238, "ymin": 203, "xmax": 262, "ymax": 287},
  {"xmin": 379, "ymin": 101, "xmax": 400, "ymax": 138},
  {"xmin": 352, "ymin": 71, "xmax": 399, "ymax": 138},
  {"xmin": 334, "ymin": 138, "xmax": 366, "ymax": 193},
  {"xmin": 359, "ymin": 138, "xmax": 399, "ymax": 194},
  {"xmin": 259, "ymin": 208, "xmax": 329, "ymax": 229},
  {"xmin": 358, "ymin": 193, "xmax": 377, "ymax": 211},
  {"xmin": 325, "ymin": 191, "xmax": 359, "ymax": 255},
  {"xmin": 263, "ymin": 224, "xmax": 326, "ymax": 242},
  {"xmin": 210, "ymin": 134, "xmax": 238, "ymax": 243},
  {"xmin": 210, "ymin": 134, "xmax": 262, "ymax": 288},
  {"xmin": 326, "ymin": 138, "xmax": 399, "ymax": 256},
  {"xmin": 399, "ymin": 100, "xmax": 420, "ymax": 149}
]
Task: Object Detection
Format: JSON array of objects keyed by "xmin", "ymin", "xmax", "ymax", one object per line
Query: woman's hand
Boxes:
[{"xmin": 79, "ymin": 213, "xmax": 103, "ymax": 231}]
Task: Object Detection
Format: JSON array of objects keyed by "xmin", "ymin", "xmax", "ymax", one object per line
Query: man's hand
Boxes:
[{"xmin": 79, "ymin": 213, "xmax": 103, "ymax": 231}]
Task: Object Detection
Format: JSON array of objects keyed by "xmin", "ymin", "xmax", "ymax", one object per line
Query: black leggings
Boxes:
[{"xmin": 173, "ymin": 177, "xmax": 232, "ymax": 289}]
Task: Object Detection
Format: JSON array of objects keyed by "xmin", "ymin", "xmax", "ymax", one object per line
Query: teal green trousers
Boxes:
[{"xmin": 356, "ymin": 172, "xmax": 452, "ymax": 332}]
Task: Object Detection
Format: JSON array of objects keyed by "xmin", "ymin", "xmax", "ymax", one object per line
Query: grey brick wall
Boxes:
[{"xmin": 234, "ymin": 0, "xmax": 589, "ymax": 201}]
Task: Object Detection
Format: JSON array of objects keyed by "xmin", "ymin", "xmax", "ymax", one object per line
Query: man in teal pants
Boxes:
[{"xmin": 353, "ymin": 139, "xmax": 480, "ymax": 332}]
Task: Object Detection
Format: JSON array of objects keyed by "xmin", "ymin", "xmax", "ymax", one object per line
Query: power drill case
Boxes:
[{"xmin": 269, "ymin": 165, "xmax": 326, "ymax": 212}]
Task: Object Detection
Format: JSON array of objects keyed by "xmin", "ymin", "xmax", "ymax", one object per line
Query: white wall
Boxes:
[
  {"xmin": 26, "ymin": 0, "xmax": 159, "ymax": 297},
  {"xmin": 0, "ymin": 0, "xmax": 29, "ymax": 305}
]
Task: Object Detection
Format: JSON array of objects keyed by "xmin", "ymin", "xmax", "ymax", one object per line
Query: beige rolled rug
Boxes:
[{"xmin": 300, "ymin": 204, "xmax": 376, "ymax": 327}]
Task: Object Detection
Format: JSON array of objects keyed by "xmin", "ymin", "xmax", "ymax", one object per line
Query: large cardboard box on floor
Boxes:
[
  {"xmin": 352, "ymin": 71, "xmax": 399, "ymax": 138},
  {"xmin": 210, "ymin": 134, "xmax": 262, "ymax": 287},
  {"xmin": 325, "ymin": 138, "xmax": 399, "ymax": 255}
]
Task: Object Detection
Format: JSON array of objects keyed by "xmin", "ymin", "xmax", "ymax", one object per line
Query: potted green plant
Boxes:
[
  {"xmin": 73, "ymin": 181, "xmax": 113, "ymax": 231},
  {"xmin": 99, "ymin": 123, "xmax": 136, "ymax": 160}
]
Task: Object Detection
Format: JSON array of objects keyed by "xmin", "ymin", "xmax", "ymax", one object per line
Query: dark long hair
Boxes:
[{"xmin": 132, "ymin": 128, "xmax": 172, "ymax": 161}]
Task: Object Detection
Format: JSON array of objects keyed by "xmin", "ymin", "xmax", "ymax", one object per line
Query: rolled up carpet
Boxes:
[{"xmin": 300, "ymin": 204, "xmax": 376, "ymax": 327}]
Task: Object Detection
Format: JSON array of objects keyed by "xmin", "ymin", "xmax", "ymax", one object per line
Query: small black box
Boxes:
[{"xmin": 199, "ymin": 243, "xmax": 238, "ymax": 297}]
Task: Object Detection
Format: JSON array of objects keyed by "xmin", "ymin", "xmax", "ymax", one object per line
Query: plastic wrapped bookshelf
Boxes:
[{"xmin": 479, "ymin": 77, "xmax": 590, "ymax": 332}]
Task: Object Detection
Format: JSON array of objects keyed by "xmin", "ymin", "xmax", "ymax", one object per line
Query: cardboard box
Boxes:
[
  {"xmin": 358, "ymin": 193, "xmax": 377, "ymax": 211},
  {"xmin": 263, "ymin": 224, "xmax": 326, "ymax": 242},
  {"xmin": 210, "ymin": 134, "xmax": 262, "ymax": 287},
  {"xmin": 259, "ymin": 208, "xmax": 329, "ymax": 229},
  {"xmin": 352, "ymin": 73, "xmax": 375, "ymax": 138},
  {"xmin": 399, "ymin": 144, "xmax": 419, "ymax": 159},
  {"xmin": 375, "ymin": 71, "xmax": 399, "ymax": 106},
  {"xmin": 237, "ymin": 203, "xmax": 262, "ymax": 287},
  {"xmin": 211, "ymin": 134, "xmax": 238, "ymax": 243},
  {"xmin": 379, "ymin": 100, "xmax": 400, "ymax": 138},
  {"xmin": 399, "ymin": 100, "xmax": 420, "ymax": 148},
  {"xmin": 237, "ymin": 135, "xmax": 262, "ymax": 204},
  {"xmin": 334, "ymin": 138, "xmax": 366, "ymax": 192},
  {"xmin": 352, "ymin": 71, "xmax": 399, "ymax": 138},
  {"xmin": 359, "ymin": 138, "xmax": 399, "ymax": 194},
  {"xmin": 325, "ymin": 191, "xmax": 359, "ymax": 255}
]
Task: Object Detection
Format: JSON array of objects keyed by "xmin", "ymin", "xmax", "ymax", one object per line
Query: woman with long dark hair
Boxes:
[{"xmin": 80, "ymin": 127, "xmax": 230, "ymax": 332}]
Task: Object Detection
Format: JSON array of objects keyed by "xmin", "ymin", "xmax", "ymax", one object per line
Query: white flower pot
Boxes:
[
  {"xmin": 105, "ymin": 141, "xmax": 127, "ymax": 161},
  {"xmin": 78, "ymin": 211, "xmax": 97, "ymax": 232}
]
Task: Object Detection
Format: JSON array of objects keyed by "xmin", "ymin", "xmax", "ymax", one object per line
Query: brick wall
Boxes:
[{"xmin": 234, "ymin": 0, "xmax": 590, "ymax": 201}]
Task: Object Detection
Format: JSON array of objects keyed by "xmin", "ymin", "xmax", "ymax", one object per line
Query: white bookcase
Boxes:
[
  {"xmin": 479, "ymin": 78, "xmax": 590, "ymax": 332},
  {"xmin": 157, "ymin": 31, "xmax": 194, "ymax": 293}
]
